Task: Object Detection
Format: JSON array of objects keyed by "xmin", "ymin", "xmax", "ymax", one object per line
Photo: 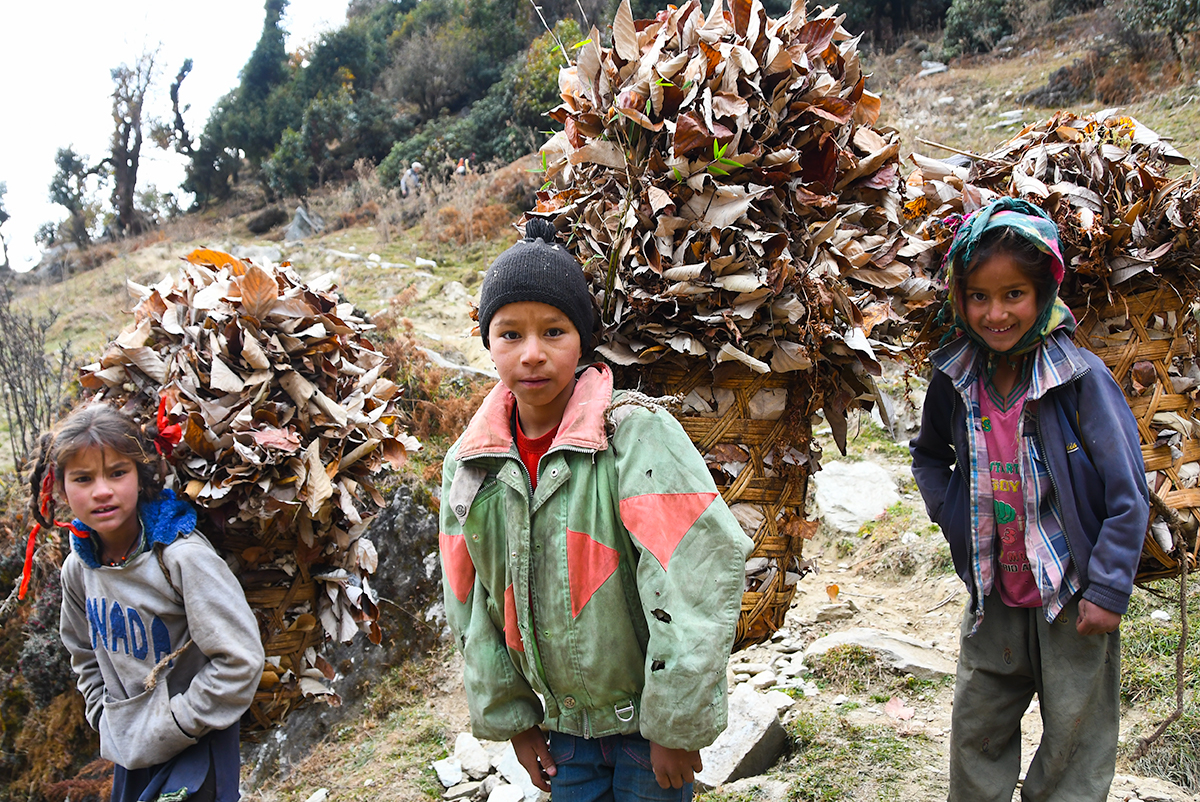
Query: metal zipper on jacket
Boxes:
[{"xmin": 523, "ymin": 443, "xmax": 598, "ymax": 711}]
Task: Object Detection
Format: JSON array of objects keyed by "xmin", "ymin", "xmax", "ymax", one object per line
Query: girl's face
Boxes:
[
  {"xmin": 962, "ymin": 252, "xmax": 1040, "ymax": 353},
  {"xmin": 62, "ymin": 446, "xmax": 141, "ymax": 547}
]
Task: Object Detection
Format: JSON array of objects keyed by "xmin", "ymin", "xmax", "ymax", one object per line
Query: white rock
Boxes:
[
  {"xmin": 812, "ymin": 461, "xmax": 901, "ymax": 535},
  {"xmin": 719, "ymin": 777, "xmax": 790, "ymax": 802},
  {"xmin": 304, "ymin": 790, "xmax": 329, "ymax": 802},
  {"xmin": 1151, "ymin": 609, "xmax": 1172, "ymax": 622},
  {"xmin": 416, "ymin": 256, "xmax": 438, "ymax": 268},
  {"xmin": 442, "ymin": 280, "xmax": 469, "ymax": 304},
  {"xmin": 815, "ymin": 601, "xmax": 858, "ymax": 622},
  {"xmin": 733, "ymin": 662, "xmax": 772, "ymax": 675},
  {"xmin": 368, "ymin": 253, "xmax": 382, "ymax": 262},
  {"xmin": 231, "ymin": 244, "xmax": 282, "ymax": 265},
  {"xmin": 445, "ymin": 781, "xmax": 483, "ymax": 800},
  {"xmin": 487, "ymin": 783, "xmax": 526, "ymax": 802},
  {"xmin": 749, "ymin": 670, "xmax": 777, "ymax": 690},
  {"xmin": 455, "ymin": 732, "xmax": 493, "ymax": 779},
  {"xmin": 762, "ymin": 689, "xmax": 797, "ymax": 714},
  {"xmin": 696, "ymin": 685, "xmax": 788, "ymax": 790},
  {"xmin": 433, "ymin": 757, "xmax": 464, "ymax": 788},
  {"xmin": 779, "ymin": 657, "xmax": 805, "ymax": 678},
  {"xmin": 832, "ymin": 694, "xmax": 849, "ymax": 705},
  {"xmin": 803, "ymin": 627, "xmax": 956, "ymax": 680}
]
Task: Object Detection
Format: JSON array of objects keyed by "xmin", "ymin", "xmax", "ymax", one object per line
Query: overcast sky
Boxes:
[{"xmin": 0, "ymin": 1, "xmax": 349, "ymax": 270}]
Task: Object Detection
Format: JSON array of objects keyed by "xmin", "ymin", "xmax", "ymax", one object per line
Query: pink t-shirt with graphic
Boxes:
[{"xmin": 979, "ymin": 378, "xmax": 1041, "ymax": 608}]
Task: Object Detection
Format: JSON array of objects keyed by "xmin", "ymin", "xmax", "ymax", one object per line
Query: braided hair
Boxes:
[{"xmin": 29, "ymin": 404, "xmax": 164, "ymax": 530}]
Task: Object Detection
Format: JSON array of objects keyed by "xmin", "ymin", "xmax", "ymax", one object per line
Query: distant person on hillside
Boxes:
[
  {"xmin": 400, "ymin": 161, "xmax": 423, "ymax": 198},
  {"xmin": 438, "ymin": 219, "xmax": 752, "ymax": 801},
  {"xmin": 910, "ymin": 198, "xmax": 1148, "ymax": 802}
]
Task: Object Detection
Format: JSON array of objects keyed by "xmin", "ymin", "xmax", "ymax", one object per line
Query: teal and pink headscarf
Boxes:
[{"xmin": 942, "ymin": 197, "xmax": 1076, "ymax": 358}]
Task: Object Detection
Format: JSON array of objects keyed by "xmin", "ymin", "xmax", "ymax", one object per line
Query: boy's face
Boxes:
[{"xmin": 487, "ymin": 301, "xmax": 582, "ymax": 433}]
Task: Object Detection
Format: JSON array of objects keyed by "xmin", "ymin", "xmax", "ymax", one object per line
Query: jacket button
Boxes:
[
  {"xmin": 551, "ymin": 469, "xmax": 558, "ymax": 477},
  {"xmin": 563, "ymin": 696, "xmax": 576, "ymax": 709},
  {"xmin": 455, "ymin": 504, "xmax": 465, "ymax": 515}
]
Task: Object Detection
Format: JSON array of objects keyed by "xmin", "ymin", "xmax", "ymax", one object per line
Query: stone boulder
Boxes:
[
  {"xmin": 231, "ymin": 244, "xmax": 282, "ymax": 266},
  {"xmin": 284, "ymin": 206, "xmax": 325, "ymax": 241},
  {"xmin": 247, "ymin": 205, "xmax": 289, "ymax": 234},
  {"xmin": 812, "ymin": 461, "xmax": 900, "ymax": 535},
  {"xmin": 696, "ymin": 685, "xmax": 788, "ymax": 790},
  {"xmin": 802, "ymin": 627, "xmax": 955, "ymax": 680}
]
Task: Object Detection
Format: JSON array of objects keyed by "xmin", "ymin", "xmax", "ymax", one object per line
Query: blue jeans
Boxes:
[{"xmin": 549, "ymin": 731, "xmax": 692, "ymax": 802}]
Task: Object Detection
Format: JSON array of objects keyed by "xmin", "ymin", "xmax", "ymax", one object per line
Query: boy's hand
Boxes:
[
  {"xmin": 650, "ymin": 741, "xmax": 703, "ymax": 789},
  {"xmin": 1077, "ymin": 599, "xmax": 1121, "ymax": 635},
  {"xmin": 511, "ymin": 726, "xmax": 556, "ymax": 791}
]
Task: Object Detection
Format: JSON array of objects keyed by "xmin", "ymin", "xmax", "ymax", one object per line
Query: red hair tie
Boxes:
[{"xmin": 20, "ymin": 467, "xmax": 86, "ymax": 600}]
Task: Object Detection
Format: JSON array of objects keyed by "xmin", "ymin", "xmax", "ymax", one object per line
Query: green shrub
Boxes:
[
  {"xmin": 262, "ymin": 128, "xmax": 314, "ymax": 198},
  {"xmin": 380, "ymin": 19, "xmax": 580, "ymax": 185},
  {"xmin": 784, "ymin": 711, "xmax": 916, "ymax": 802},
  {"xmin": 1114, "ymin": 0, "xmax": 1200, "ymax": 61},
  {"xmin": 943, "ymin": 0, "xmax": 1011, "ymax": 57}
]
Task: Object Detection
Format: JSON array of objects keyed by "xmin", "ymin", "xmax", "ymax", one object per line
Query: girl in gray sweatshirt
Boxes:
[{"xmin": 37, "ymin": 404, "xmax": 263, "ymax": 802}]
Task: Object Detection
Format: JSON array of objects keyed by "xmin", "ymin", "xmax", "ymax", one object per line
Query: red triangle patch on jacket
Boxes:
[
  {"xmin": 503, "ymin": 584, "xmax": 524, "ymax": 652},
  {"xmin": 619, "ymin": 493, "xmax": 717, "ymax": 570},
  {"xmin": 439, "ymin": 532, "xmax": 476, "ymax": 604},
  {"xmin": 566, "ymin": 528, "xmax": 620, "ymax": 618}
]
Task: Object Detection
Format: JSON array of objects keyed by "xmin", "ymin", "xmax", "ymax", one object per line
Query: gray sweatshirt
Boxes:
[{"xmin": 59, "ymin": 491, "xmax": 264, "ymax": 770}]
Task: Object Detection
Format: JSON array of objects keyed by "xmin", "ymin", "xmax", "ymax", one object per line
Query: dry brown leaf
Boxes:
[{"xmin": 239, "ymin": 264, "xmax": 279, "ymax": 321}]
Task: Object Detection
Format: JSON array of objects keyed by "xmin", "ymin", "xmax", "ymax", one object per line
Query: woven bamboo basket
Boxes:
[
  {"xmin": 612, "ymin": 359, "xmax": 818, "ymax": 652},
  {"xmin": 205, "ymin": 528, "xmax": 325, "ymax": 732},
  {"xmin": 1069, "ymin": 286, "xmax": 1200, "ymax": 582}
]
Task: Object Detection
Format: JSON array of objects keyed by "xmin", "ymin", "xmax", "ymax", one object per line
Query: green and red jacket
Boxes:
[{"xmin": 439, "ymin": 363, "xmax": 752, "ymax": 750}]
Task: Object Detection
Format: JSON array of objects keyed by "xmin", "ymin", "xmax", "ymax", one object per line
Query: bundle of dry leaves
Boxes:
[
  {"xmin": 873, "ymin": 110, "xmax": 1197, "ymax": 331},
  {"xmin": 875, "ymin": 111, "xmax": 1200, "ymax": 572},
  {"xmin": 79, "ymin": 249, "xmax": 419, "ymax": 726},
  {"xmin": 533, "ymin": 0, "xmax": 909, "ymax": 449}
]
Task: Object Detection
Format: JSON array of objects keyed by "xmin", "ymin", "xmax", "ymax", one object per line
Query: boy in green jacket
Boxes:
[{"xmin": 439, "ymin": 219, "xmax": 753, "ymax": 800}]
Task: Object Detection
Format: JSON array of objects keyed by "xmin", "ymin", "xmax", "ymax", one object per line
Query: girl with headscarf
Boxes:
[{"xmin": 910, "ymin": 198, "xmax": 1149, "ymax": 802}]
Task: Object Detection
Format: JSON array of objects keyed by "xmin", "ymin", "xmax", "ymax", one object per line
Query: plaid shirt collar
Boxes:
[{"xmin": 931, "ymin": 329, "xmax": 1090, "ymax": 401}]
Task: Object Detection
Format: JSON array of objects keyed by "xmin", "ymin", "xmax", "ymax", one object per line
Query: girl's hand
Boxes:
[
  {"xmin": 1076, "ymin": 599, "xmax": 1121, "ymax": 635},
  {"xmin": 511, "ymin": 726, "xmax": 556, "ymax": 791},
  {"xmin": 650, "ymin": 742, "xmax": 703, "ymax": 789}
]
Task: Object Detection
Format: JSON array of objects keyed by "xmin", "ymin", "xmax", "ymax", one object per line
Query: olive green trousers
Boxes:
[{"xmin": 948, "ymin": 595, "xmax": 1120, "ymax": 802}]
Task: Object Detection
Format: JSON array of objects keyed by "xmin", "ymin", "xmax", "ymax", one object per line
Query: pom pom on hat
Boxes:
[{"xmin": 478, "ymin": 219, "xmax": 595, "ymax": 352}]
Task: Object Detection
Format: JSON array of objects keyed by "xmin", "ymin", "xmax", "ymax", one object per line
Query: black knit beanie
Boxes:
[{"xmin": 478, "ymin": 218, "xmax": 594, "ymax": 352}]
